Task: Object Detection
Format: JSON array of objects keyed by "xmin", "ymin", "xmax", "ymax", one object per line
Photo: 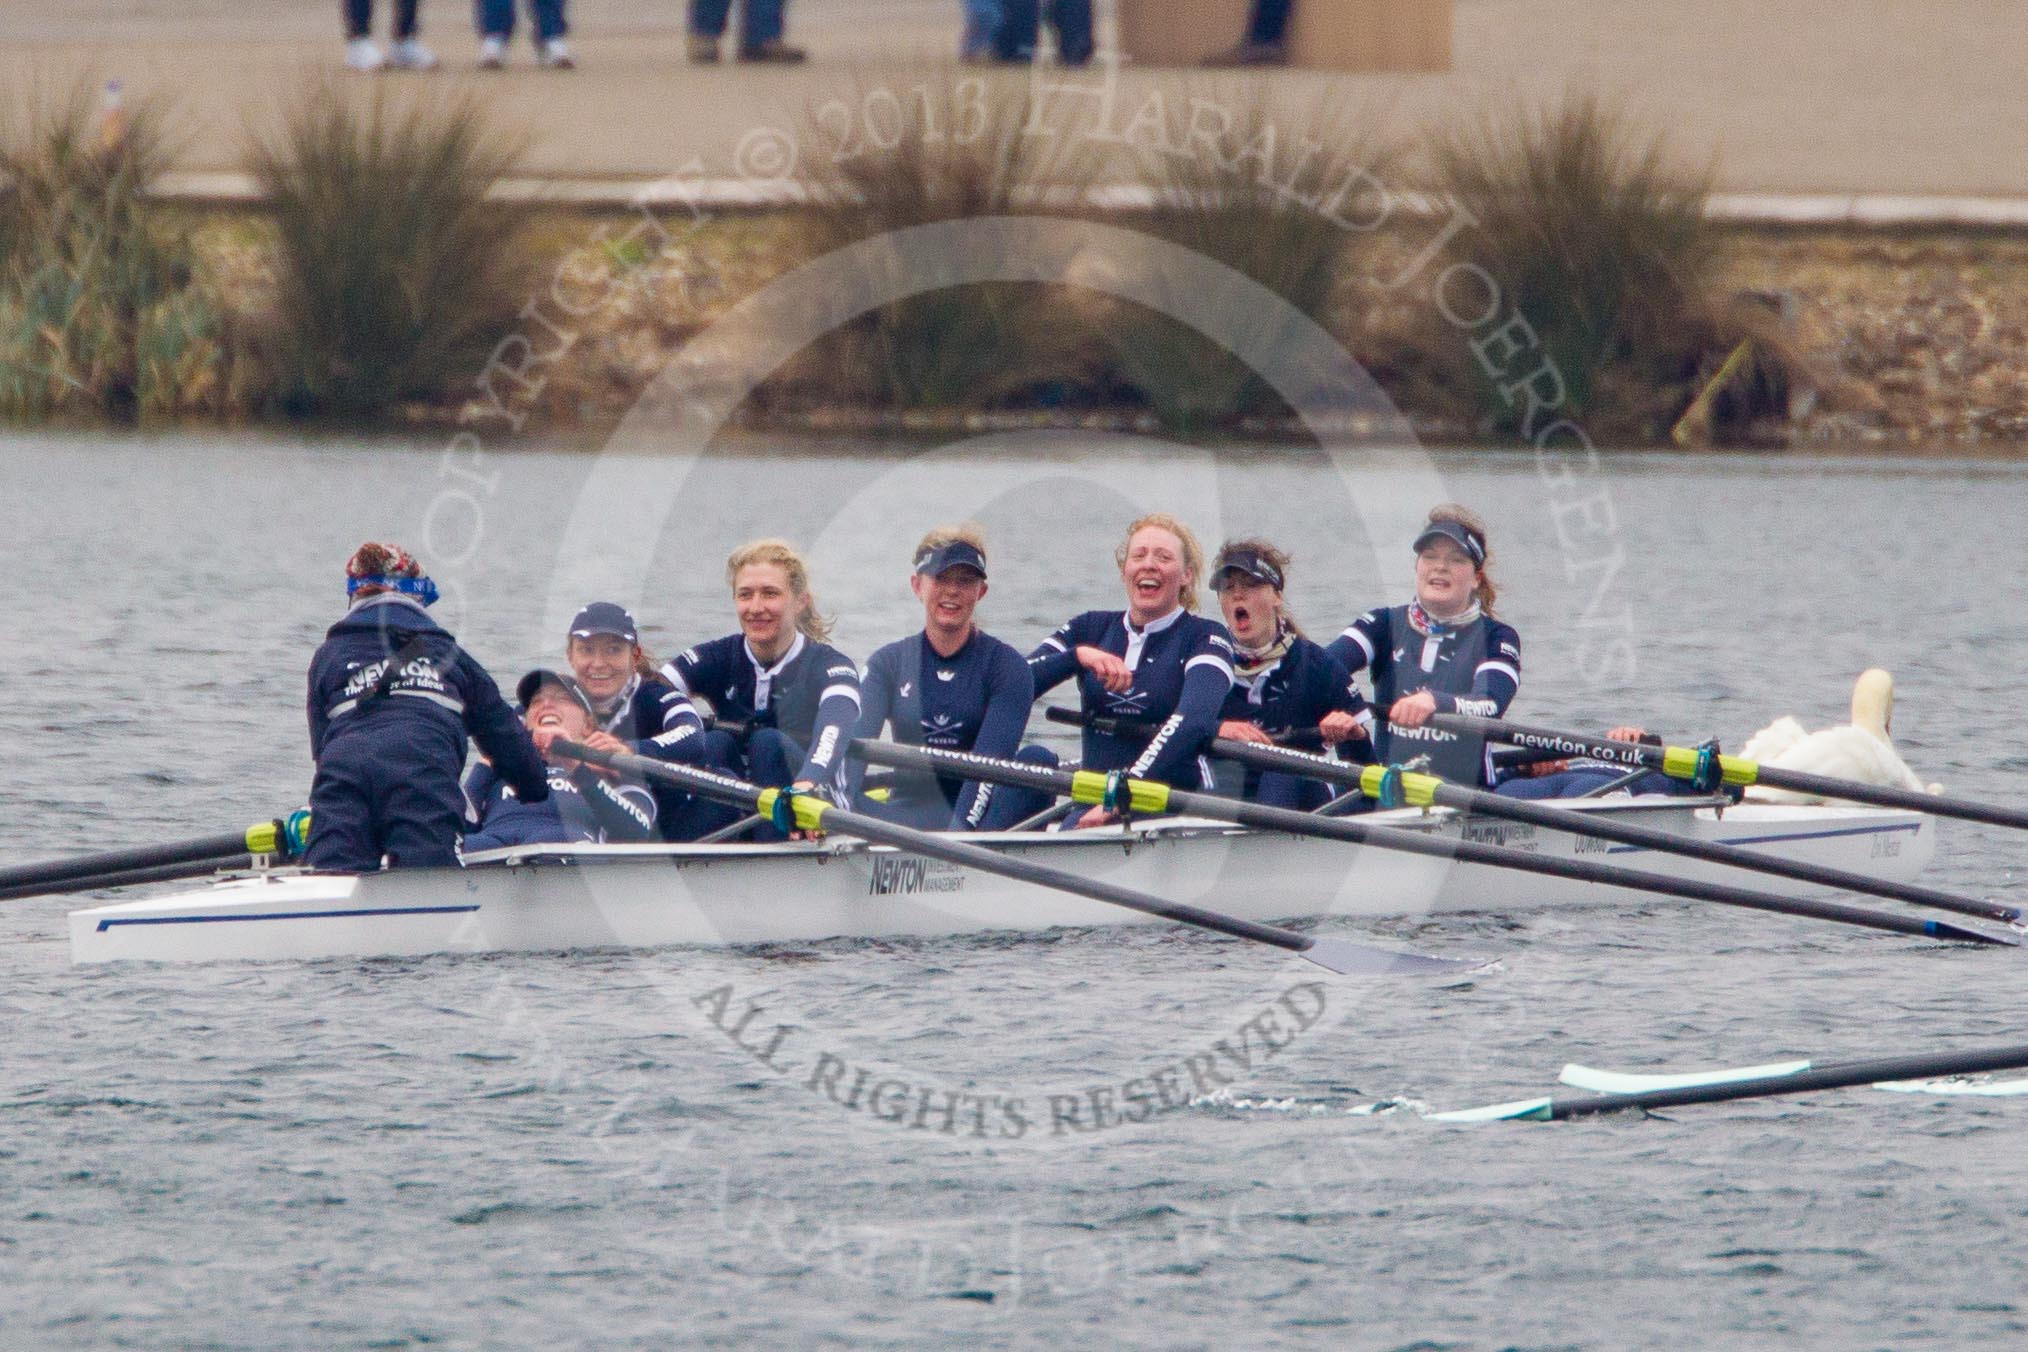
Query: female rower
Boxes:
[
  {"xmin": 305, "ymin": 542, "xmax": 547, "ymax": 871},
  {"xmin": 1029, "ymin": 513, "xmax": 1235, "ymax": 829},
  {"xmin": 463, "ymin": 670, "xmax": 658, "ymax": 851},
  {"xmin": 1326, "ymin": 505, "xmax": 1521, "ymax": 787},
  {"xmin": 856, "ymin": 526, "xmax": 1055, "ymax": 830},
  {"xmin": 662, "ymin": 539, "xmax": 861, "ymax": 836},
  {"xmin": 1210, "ymin": 539, "xmax": 1371, "ymax": 810},
  {"xmin": 562, "ymin": 600, "xmax": 718, "ymax": 839}
]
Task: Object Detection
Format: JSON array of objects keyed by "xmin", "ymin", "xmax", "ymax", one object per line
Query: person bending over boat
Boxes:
[
  {"xmin": 462, "ymin": 670, "xmax": 658, "ymax": 852},
  {"xmin": 562, "ymin": 600, "xmax": 719, "ymax": 840},
  {"xmin": 662, "ymin": 539, "xmax": 861, "ymax": 836},
  {"xmin": 1326, "ymin": 506, "xmax": 1520, "ymax": 788},
  {"xmin": 305, "ymin": 542, "xmax": 546, "ymax": 871},
  {"xmin": 1210, "ymin": 539, "xmax": 1372, "ymax": 810},
  {"xmin": 856, "ymin": 526, "xmax": 1056, "ymax": 831},
  {"xmin": 1030, "ymin": 513, "xmax": 1236, "ymax": 829}
]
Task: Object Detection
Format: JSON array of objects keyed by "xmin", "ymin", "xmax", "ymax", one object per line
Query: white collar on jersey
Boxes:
[
  {"xmin": 744, "ymin": 631, "xmax": 807, "ymax": 711},
  {"xmin": 1122, "ymin": 605, "xmax": 1184, "ymax": 672},
  {"xmin": 594, "ymin": 672, "xmax": 641, "ymax": 728}
]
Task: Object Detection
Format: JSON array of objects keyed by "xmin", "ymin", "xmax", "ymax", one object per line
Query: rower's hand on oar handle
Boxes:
[
  {"xmin": 534, "ymin": 728, "xmax": 629, "ymax": 775},
  {"xmin": 1217, "ymin": 719, "xmax": 1275, "ymax": 745},
  {"xmin": 788, "ymin": 781, "xmax": 827, "ymax": 840},
  {"xmin": 1074, "ymin": 805, "xmax": 1119, "ymax": 830},
  {"xmin": 1076, "ymin": 645, "xmax": 1134, "ymax": 694},
  {"xmin": 1318, "ymin": 711, "xmax": 1367, "ymax": 744},
  {"xmin": 1389, "ymin": 691, "xmax": 1439, "ymax": 728},
  {"xmin": 1606, "ymin": 726, "xmax": 1650, "ymax": 743}
]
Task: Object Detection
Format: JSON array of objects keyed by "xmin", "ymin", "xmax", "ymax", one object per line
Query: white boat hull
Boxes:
[{"xmin": 69, "ymin": 799, "xmax": 1939, "ymax": 965}]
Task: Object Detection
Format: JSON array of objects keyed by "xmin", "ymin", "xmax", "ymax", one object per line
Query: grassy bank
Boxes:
[{"xmin": 3, "ymin": 76, "xmax": 2022, "ymax": 448}]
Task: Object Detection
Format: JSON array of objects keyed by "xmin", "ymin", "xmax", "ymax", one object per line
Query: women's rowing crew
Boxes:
[{"xmin": 303, "ymin": 504, "xmax": 1556, "ymax": 869}]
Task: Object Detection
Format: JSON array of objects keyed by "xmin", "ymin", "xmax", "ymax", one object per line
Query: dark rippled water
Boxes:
[{"xmin": 5, "ymin": 432, "xmax": 2028, "ymax": 1348}]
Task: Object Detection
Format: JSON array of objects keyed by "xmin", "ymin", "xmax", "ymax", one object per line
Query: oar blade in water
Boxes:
[{"xmin": 1300, "ymin": 936, "xmax": 1484, "ymax": 977}]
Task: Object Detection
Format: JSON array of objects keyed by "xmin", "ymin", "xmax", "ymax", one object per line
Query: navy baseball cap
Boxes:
[
  {"xmin": 517, "ymin": 668, "xmax": 595, "ymax": 716},
  {"xmin": 1210, "ymin": 545, "xmax": 1284, "ymax": 591},
  {"xmin": 1412, "ymin": 520, "xmax": 1486, "ymax": 568},
  {"xmin": 914, "ymin": 540, "xmax": 988, "ymax": 580},
  {"xmin": 568, "ymin": 601, "xmax": 639, "ymax": 643}
]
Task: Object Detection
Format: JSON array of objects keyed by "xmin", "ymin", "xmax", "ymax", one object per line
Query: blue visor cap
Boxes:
[
  {"xmin": 569, "ymin": 601, "xmax": 638, "ymax": 643},
  {"xmin": 914, "ymin": 540, "xmax": 988, "ymax": 580},
  {"xmin": 517, "ymin": 668, "xmax": 596, "ymax": 716},
  {"xmin": 1211, "ymin": 547, "xmax": 1284, "ymax": 591},
  {"xmin": 1412, "ymin": 520, "xmax": 1486, "ymax": 568}
]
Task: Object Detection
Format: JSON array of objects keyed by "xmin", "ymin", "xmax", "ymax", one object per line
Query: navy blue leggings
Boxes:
[{"xmin": 344, "ymin": 0, "xmax": 420, "ymax": 39}]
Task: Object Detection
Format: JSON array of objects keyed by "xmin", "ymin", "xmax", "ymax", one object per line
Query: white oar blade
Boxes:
[
  {"xmin": 1300, "ymin": 937, "xmax": 1484, "ymax": 977},
  {"xmin": 1873, "ymin": 1077, "xmax": 2028, "ymax": 1096},
  {"xmin": 1557, "ymin": 1059, "xmax": 1813, "ymax": 1095},
  {"xmin": 1428, "ymin": 1096, "xmax": 1554, "ymax": 1124}
]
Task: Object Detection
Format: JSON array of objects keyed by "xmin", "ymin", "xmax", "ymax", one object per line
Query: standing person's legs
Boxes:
[
  {"xmin": 344, "ymin": 0, "xmax": 374, "ymax": 38},
  {"xmin": 993, "ymin": 0, "xmax": 1038, "ymax": 59},
  {"xmin": 476, "ymin": 0, "xmax": 514, "ymax": 37},
  {"xmin": 532, "ymin": 0, "xmax": 568, "ymax": 40},
  {"xmin": 393, "ymin": 0, "xmax": 420, "ymax": 40},
  {"xmin": 690, "ymin": 0, "xmax": 732, "ymax": 37},
  {"xmin": 960, "ymin": 0, "xmax": 1002, "ymax": 58},
  {"xmin": 1046, "ymin": 0, "xmax": 1092, "ymax": 63},
  {"xmin": 1250, "ymin": 0, "xmax": 1292, "ymax": 43},
  {"xmin": 739, "ymin": 0, "xmax": 786, "ymax": 50}
]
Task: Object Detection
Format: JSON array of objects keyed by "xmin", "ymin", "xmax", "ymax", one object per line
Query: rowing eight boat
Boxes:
[{"xmin": 68, "ymin": 797, "xmax": 1936, "ymax": 965}]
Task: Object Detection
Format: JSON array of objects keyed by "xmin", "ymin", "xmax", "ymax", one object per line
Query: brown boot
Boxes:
[
  {"xmin": 737, "ymin": 38, "xmax": 806, "ymax": 63},
  {"xmin": 687, "ymin": 33, "xmax": 721, "ymax": 63}
]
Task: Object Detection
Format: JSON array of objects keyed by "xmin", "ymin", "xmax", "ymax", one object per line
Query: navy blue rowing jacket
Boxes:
[
  {"xmin": 461, "ymin": 760, "xmax": 657, "ymax": 851},
  {"xmin": 858, "ymin": 629, "xmax": 1035, "ymax": 829},
  {"xmin": 307, "ymin": 594, "xmax": 547, "ymax": 801},
  {"xmin": 1028, "ymin": 608, "xmax": 1235, "ymax": 789},
  {"xmin": 1327, "ymin": 605, "xmax": 1522, "ymax": 785},
  {"xmin": 663, "ymin": 632, "xmax": 862, "ymax": 787}
]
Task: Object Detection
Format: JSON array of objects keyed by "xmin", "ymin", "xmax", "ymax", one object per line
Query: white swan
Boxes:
[{"xmin": 1739, "ymin": 669, "xmax": 1936, "ymax": 803}]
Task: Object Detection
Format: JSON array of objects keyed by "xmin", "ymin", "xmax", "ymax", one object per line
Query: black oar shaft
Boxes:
[
  {"xmin": 0, "ymin": 855, "xmax": 258, "ymax": 904},
  {"xmin": 0, "ymin": 832, "xmax": 259, "ymax": 894},
  {"xmin": 1435, "ymin": 713, "xmax": 2028, "ymax": 831},
  {"xmin": 1168, "ymin": 728, "xmax": 2016, "ymax": 926},
  {"xmin": 853, "ymin": 741, "xmax": 2016, "ymax": 947},
  {"xmin": 1547, "ymin": 1043, "xmax": 2028, "ymax": 1118}
]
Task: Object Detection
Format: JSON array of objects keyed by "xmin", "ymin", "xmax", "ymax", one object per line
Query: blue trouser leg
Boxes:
[
  {"xmin": 860, "ymin": 791, "xmax": 954, "ymax": 831},
  {"xmin": 1249, "ymin": 0, "xmax": 1291, "ymax": 42},
  {"xmin": 1493, "ymin": 768, "xmax": 1628, "ymax": 800},
  {"xmin": 1047, "ymin": 0, "xmax": 1092, "ymax": 63},
  {"xmin": 305, "ymin": 751, "xmax": 382, "ymax": 871},
  {"xmin": 961, "ymin": 0, "xmax": 1002, "ymax": 56},
  {"xmin": 974, "ymin": 745, "xmax": 1060, "ymax": 830},
  {"xmin": 1252, "ymin": 769, "xmax": 1331, "ymax": 812},
  {"xmin": 745, "ymin": 727, "xmax": 807, "ymax": 842},
  {"xmin": 689, "ymin": 0, "xmax": 731, "ymax": 37},
  {"xmin": 476, "ymin": 0, "xmax": 514, "ymax": 36},
  {"xmin": 531, "ymin": 0, "xmax": 567, "ymax": 38},
  {"xmin": 993, "ymin": 0, "xmax": 1037, "ymax": 58},
  {"xmin": 657, "ymin": 728, "xmax": 747, "ymax": 841},
  {"xmin": 739, "ymin": 0, "xmax": 784, "ymax": 47}
]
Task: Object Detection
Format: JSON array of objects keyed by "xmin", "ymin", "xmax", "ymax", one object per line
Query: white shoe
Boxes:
[
  {"xmin": 539, "ymin": 38, "xmax": 575, "ymax": 69},
  {"xmin": 388, "ymin": 37, "xmax": 439, "ymax": 69},
  {"xmin": 477, "ymin": 35, "xmax": 508, "ymax": 69},
  {"xmin": 345, "ymin": 37, "xmax": 385, "ymax": 72}
]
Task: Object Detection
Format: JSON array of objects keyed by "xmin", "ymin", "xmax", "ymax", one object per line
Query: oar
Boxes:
[
  {"xmin": 1433, "ymin": 713, "xmax": 2028, "ymax": 831},
  {"xmin": 1051, "ymin": 709, "xmax": 2019, "ymax": 927},
  {"xmin": 0, "ymin": 854, "xmax": 260, "ymax": 904},
  {"xmin": 549, "ymin": 739, "xmax": 1469, "ymax": 977},
  {"xmin": 851, "ymin": 741, "xmax": 2018, "ymax": 947},
  {"xmin": 0, "ymin": 820, "xmax": 292, "ymax": 898},
  {"xmin": 1431, "ymin": 1042, "xmax": 2028, "ymax": 1121}
]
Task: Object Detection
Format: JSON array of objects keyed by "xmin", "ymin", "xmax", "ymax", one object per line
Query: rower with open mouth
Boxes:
[
  {"xmin": 1326, "ymin": 505, "xmax": 1522, "ymax": 788},
  {"xmin": 660, "ymin": 538, "xmax": 862, "ymax": 840},
  {"xmin": 461, "ymin": 670, "xmax": 659, "ymax": 851},
  {"xmin": 1208, "ymin": 538, "xmax": 1373, "ymax": 810},
  {"xmin": 1027, "ymin": 513, "xmax": 1236, "ymax": 829},
  {"xmin": 853, "ymin": 525, "xmax": 1057, "ymax": 830}
]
